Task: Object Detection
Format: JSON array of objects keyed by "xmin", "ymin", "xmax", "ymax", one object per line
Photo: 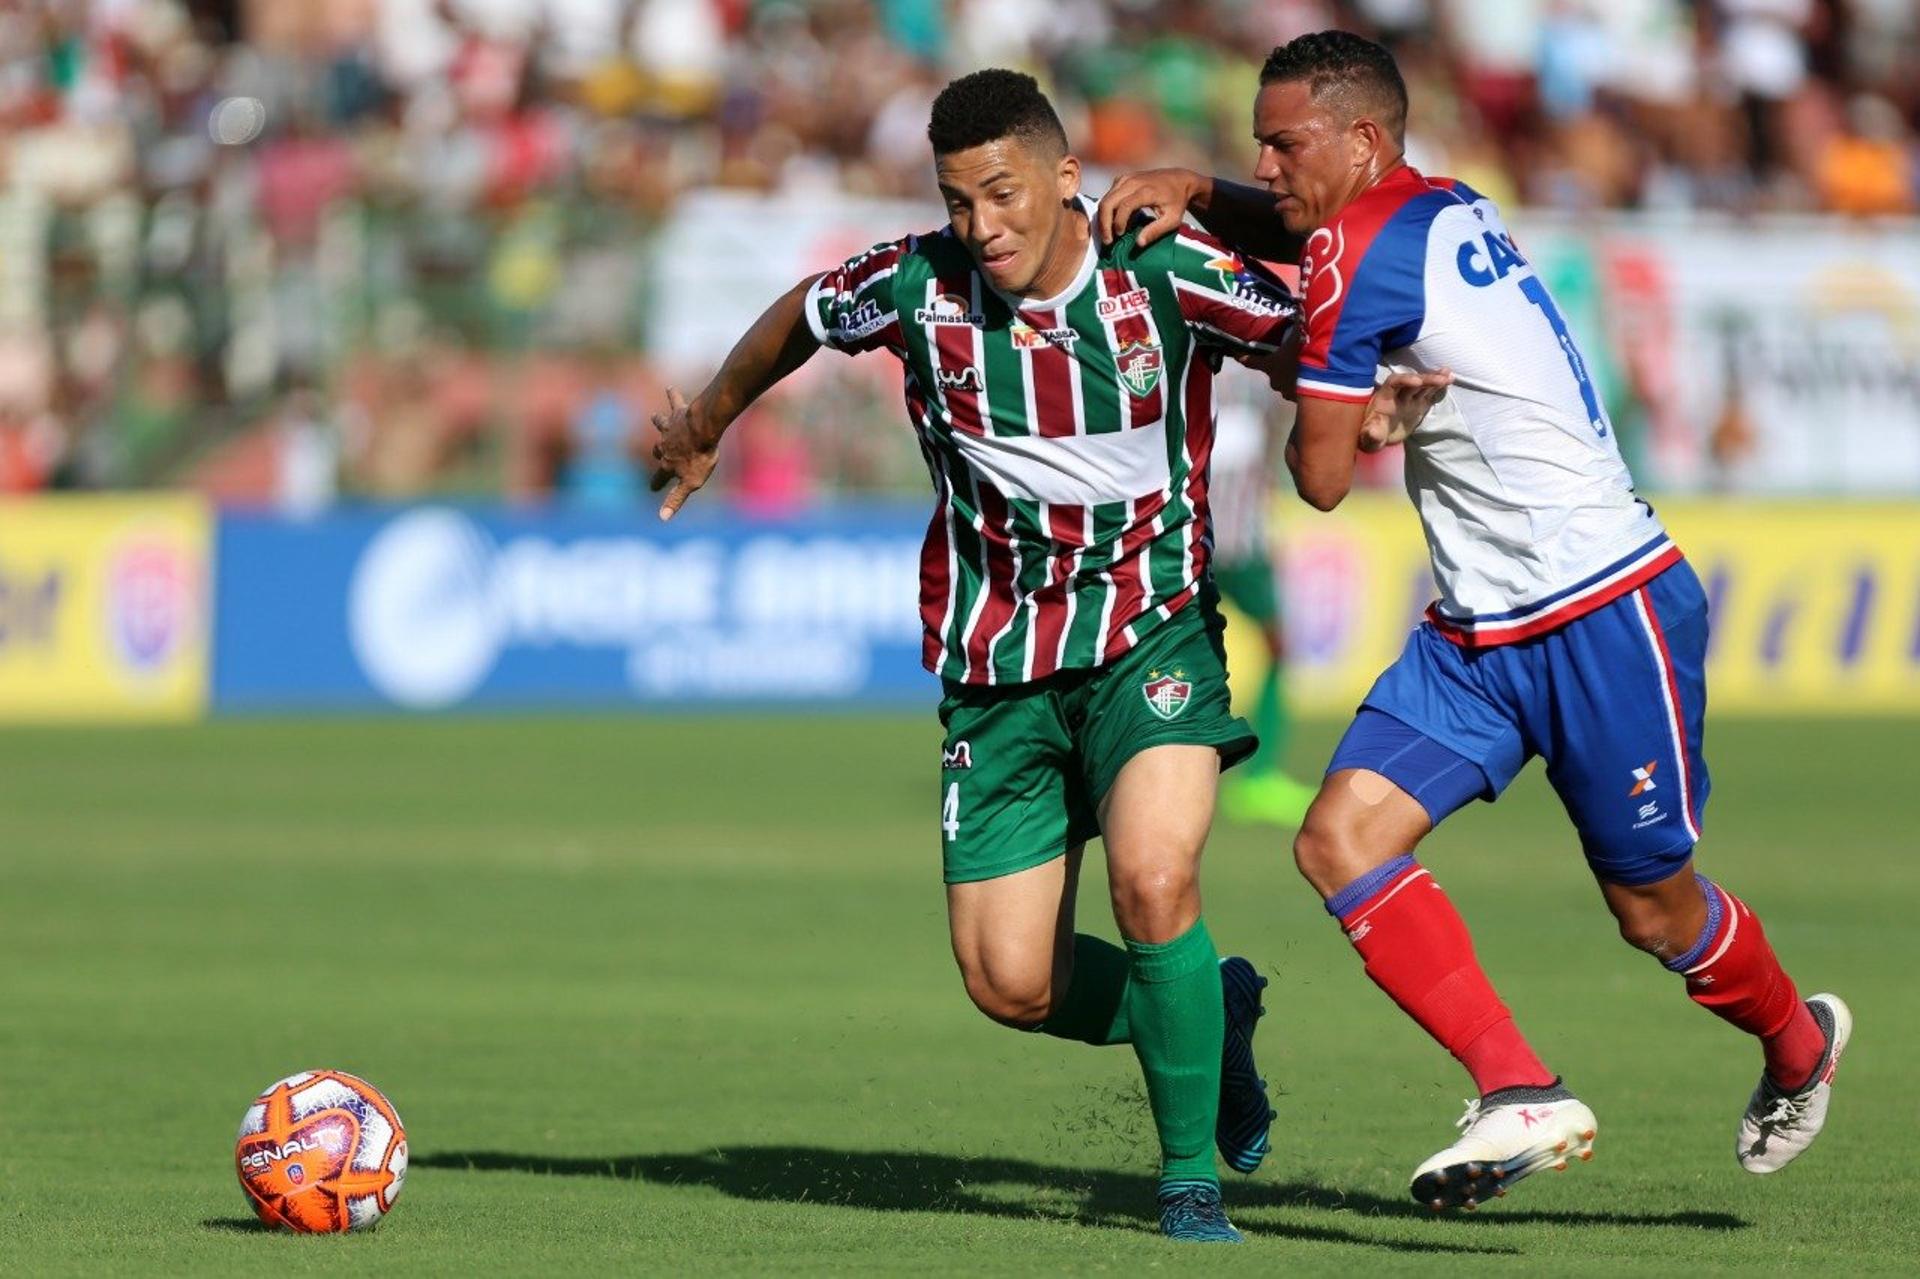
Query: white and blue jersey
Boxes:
[
  {"xmin": 1295, "ymin": 165, "xmax": 1676, "ymax": 645},
  {"xmin": 1306, "ymin": 167, "xmax": 1708, "ymax": 884}
]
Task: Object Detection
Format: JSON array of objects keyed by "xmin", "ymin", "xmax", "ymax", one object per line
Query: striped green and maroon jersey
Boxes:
[{"xmin": 804, "ymin": 196, "xmax": 1298, "ymax": 685}]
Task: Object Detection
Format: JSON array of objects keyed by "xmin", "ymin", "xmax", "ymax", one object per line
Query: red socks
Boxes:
[
  {"xmin": 1668, "ymin": 878, "xmax": 1824, "ymax": 1088},
  {"xmin": 1327, "ymin": 856, "xmax": 1556, "ymax": 1096}
]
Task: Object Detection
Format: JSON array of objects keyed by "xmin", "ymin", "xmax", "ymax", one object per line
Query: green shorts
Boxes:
[
  {"xmin": 1212, "ymin": 556, "xmax": 1280, "ymax": 627},
  {"xmin": 935, "ymin": 597, "xmax": 1257, "ymax": 884}
]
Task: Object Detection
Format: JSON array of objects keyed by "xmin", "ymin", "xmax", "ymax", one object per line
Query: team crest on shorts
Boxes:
[
  {"xmin": 1142, "ymin": 669, "xmax": 1191, "ymax": 720},
  {"xmin": 1115, "ymin": 340, "xmax": 1163, "ymax": 398}
]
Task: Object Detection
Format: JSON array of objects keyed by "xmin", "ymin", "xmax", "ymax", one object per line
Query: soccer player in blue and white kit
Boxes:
[{"xmin": 1100, "ymin": 30, "xmax": 1851, "ymax": 1210}]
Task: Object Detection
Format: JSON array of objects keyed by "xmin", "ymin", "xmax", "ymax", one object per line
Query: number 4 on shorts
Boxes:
[{"xmin": 942, "ymin": 781, "xmax": 961, "ymax": 841}]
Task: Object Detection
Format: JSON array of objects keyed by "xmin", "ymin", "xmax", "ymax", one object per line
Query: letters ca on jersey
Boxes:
[
  {"xmin": 1293, "ymin": 166, "xmax": 1671, "ymax": 641},
  {"xmin": 803, "ymin": 195, "xmax": 1297, "ymax": 685}
]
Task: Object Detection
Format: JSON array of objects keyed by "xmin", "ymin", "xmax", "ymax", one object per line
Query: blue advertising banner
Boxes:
[{"xmin": 212, "ymin": 505, "xmax": 937, "ymax": 712}]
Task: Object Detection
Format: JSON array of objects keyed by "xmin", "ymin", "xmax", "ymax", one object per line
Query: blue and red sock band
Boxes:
[
  {"xmin": 1325, "ymin": 854, "xmax": 1421, "ymax": 921},
  {"xmin": 1663, "ymin": 875, "xmax": 1726, "ymax": 973}
]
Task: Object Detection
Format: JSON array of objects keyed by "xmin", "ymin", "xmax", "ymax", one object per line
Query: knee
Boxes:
[
  {"xmin": 1612, "ymin": 901, "xmax": 1694, "ymax": 962},
  {"xmin": 1109, "ymin": 863, "xmax": 1198, "ymax": 942},
  {"xmin": 1294, "ymin": 810, "xmax": 1360, "ymax": 897},
  {"xmin": 959, "ymin": 964, "xmax": 1055, "ymax": 1030}
]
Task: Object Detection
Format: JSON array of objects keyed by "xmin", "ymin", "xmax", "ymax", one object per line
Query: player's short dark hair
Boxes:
[
  {"xmin": 927, "ymin": 69, "xmax": 1069, "ymax": 159},
  {"xmin": 1259, "ymin": 30, "xmax": 1408, "ymax": 143}
]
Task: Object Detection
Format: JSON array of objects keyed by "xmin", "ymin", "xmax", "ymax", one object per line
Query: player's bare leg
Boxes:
[
  {"xmin": 947, "ymin": 846, "xmax": 1086, "ymax": 1029},
  {"xmin": 1295, "ymin": 769, "xmax": 1596, "ymax": 1209},
  {"xmin": 1599, "ymin": 863, "xmax": 1850, "ymax": 1174},
  {"xmin": 1100, "ymin": 744, "xmax": 1243, "ymax": 1242}
]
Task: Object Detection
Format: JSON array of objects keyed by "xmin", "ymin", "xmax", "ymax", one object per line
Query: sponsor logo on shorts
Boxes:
[
  {"xmin": 942, "ymin": 741, "xmax": 972, "ymax": 769},
  {"xmin": 1142, "ymin": 669, "xmax": 1191, "ymax": 720},
  {"xmin": 1628, "ymin": 760, "xmax": 1658, "ymax": 796}
]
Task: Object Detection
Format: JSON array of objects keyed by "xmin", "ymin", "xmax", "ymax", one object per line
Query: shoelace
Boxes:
[
  {"xmin": 1454, "ymin": 1098, "xmax": 1483, "ymax": 1131},
  {"xmin": 1760, "ymin": 1093, "xmax": 1809, "ymax": 1128},
  {"xmin": 1161, "ymin": 1185, "xmax": 1220, "ymax": 1214}
]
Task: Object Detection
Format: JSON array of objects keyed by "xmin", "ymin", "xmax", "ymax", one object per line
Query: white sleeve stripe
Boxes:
[
  {"xmin": 1294, "ymin": 376, "xmax": 1373, "ymax": 401},
  {"xmin": 802, "ymin": 275, "xmax": 833, "ymax": 344}
]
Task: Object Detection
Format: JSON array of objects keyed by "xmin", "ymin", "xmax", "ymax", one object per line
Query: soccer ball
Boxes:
[{"xmin": 234, "ymin": 1070, "xmax": 408, "ymax": 1233}]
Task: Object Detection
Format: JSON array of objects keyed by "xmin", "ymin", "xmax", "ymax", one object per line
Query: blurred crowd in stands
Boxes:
[{"xmin": 0, "ymin": 0, "xmax": 1915, "ymax": 505}]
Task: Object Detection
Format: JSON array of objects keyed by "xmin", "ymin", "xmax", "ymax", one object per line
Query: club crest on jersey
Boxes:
[
  {"xmin": 1115, "ymin": 340, "xmax": 1163, "ymax": 398},
  {"xmin": 915, "ymin": 292, "xmax": 984, "ymax": 326},
  {"xmin": 1142, "ymin": 669, "xmax": 1191, "ymax": 720}
]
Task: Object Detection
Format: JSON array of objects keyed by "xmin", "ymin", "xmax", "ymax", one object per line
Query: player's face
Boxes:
[
  {"xmin": 936, "ymin": 137, "xmax": 1082, "ymax": 296},
  {"xmin": 1251, "ymin": 80, "xmax": 1369, "ymax": 235}
]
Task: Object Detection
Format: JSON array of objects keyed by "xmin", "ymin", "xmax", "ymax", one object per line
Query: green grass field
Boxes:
[{"xmin": 2, "ymin": 715, "xmax": 1913, "ymax": 1274}]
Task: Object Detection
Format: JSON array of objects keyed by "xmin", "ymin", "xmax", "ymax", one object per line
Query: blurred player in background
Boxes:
[
  {"xmin": 1209, "ymin": 361, "xmax": 1316, "ymax": 828},
  {"xmin": 1102, "ymin": 30, "xmax": 1850, "ymax": 1212}
]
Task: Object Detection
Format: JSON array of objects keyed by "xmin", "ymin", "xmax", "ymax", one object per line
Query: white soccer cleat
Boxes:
[
  {"xmin": 1737, "ymin": 992, "xmax": 1851, "ymax": 1174},
  {"xmin": 1409, "ymin": 1083, "xmax": 1597, "ymax": 1211}
]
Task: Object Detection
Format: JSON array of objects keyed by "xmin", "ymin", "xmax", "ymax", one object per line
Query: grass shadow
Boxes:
[
  {"xmin": 416, "ymin": 1145, "xmax": 1517, "ymax": 1255},
  {"xmin": 1255, "ymin": 1180, "xmax": 1748, "ymax": 1231},
  {"xmin": 200, "ymin": 1217, "xmax": 271, "ymax": 1234}
]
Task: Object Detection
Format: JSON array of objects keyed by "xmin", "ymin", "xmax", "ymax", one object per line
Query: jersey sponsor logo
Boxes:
[
  {"xmin": 1223, "ymin": 271, "xmax": 1291, "ymax": 316},
  {"xmin": 1010, "ymin": 321, "xmax": 1077, "ymax": 349},
  {"xmin": 1115, "ymin": 339, "xmax": 1164, "ymax": 398},
  {"xmin": 942, "ymin": 740, "xmax": 972, "ymax": 769},
  {"xmin": 1096, "ymin": 287, "xmax": 1152, "ymax": 320},
  {"xmin": 915, "ymin": 292, "xmax": 984, "ymax": 326},
  {"xmin": 1141, "ymin": 669, "xmax": 1191, "ymax": 720},
  {"xmin": 1456, "ymin": 229, "xmax": 1528, "ymax": 287},
  {"xmin": 837, "ymin": 298, "xmax": 890, "ymax": 340},
  {"xmin": 1205, "ymin": 253, "xmax": 1289, "ymax": 314},
  {"xmin": 936, "ymin": 365, "xmax": 984, "ymax": 392},
  {"xmin": 1628, "ymin": 760, "xmax": 1658, "ymax": 796}
]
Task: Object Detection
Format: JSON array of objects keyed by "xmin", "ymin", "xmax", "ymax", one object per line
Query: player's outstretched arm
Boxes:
[
  {"xmin": 650, "ymin": 275, "xmax": 822, "ymax": 520},
  {"xmin": 1096, "ymin": 169, "xmax": 1304, "ymax": 261}
]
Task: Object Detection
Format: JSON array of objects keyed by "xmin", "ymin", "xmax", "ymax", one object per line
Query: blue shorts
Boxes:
[{"xmin": 1328, "ymin": 560, "xmax": 1711, "ymax": 886}]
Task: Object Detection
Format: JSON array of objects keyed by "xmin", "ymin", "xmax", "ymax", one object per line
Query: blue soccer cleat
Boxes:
[
  {"xmin": 1157, "ymin": 1179, "xmax": 1243, "ymax": 1243},
  {"xmin": 1217, "ymin": 956, "xmax": 1274, "ymax": 1174}
]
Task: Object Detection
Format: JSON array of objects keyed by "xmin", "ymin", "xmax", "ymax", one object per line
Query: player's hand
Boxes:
[
  {"xmin": 1096, "ymin": 168, "xmax": 1203, "ymax": 250},
  {"xmin": 648, "ymin": 386, "xmax": 718, "ymax": 521},
  {"xmin": 1359, "ymin": 369, "xmax": 1453, "ymax": 453}
]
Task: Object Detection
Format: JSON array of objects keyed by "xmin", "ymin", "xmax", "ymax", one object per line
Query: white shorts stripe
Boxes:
[{"xmin": 1631, "ymin": 588, "xmax": 1702, "ymax": 844}]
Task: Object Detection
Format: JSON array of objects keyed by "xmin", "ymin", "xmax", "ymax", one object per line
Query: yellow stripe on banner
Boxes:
[
  {"xmin": 1224, "ymin": 495, "xmax": 1920, "ymax": 719},
  {"xmin": 0, "ymin": 494, "xmax": 212, "ymax": 723}
]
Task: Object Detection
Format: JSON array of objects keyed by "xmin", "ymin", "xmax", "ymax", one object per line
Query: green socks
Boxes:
[
  {"xmin": 1037, "ymin": 934, "xmax": 1132, "ymax": 1046},
  {"xmin": 1125, "ymin": 918, "xmax": 1224, "ymax": 1187}
]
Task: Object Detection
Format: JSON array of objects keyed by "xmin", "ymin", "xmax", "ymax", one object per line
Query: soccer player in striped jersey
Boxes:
[
  {"xmin": 648, "ymin": 69, "xmax": 1446, "ymax": 1242},
  {"xmin": 1099, "ymin": 31, "xmax": 1850, "ymax": 1211}
]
